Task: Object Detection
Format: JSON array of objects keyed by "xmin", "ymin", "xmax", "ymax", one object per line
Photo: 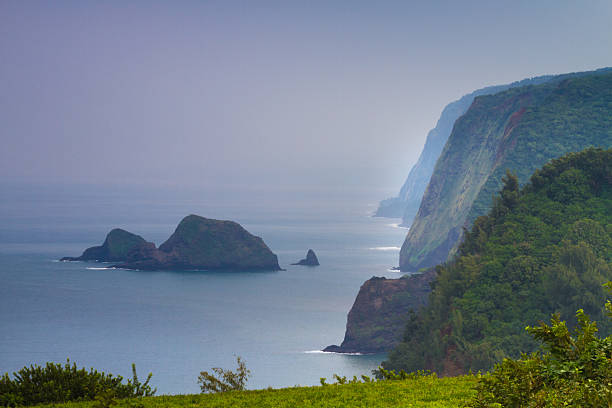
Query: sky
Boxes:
[{"xmin": 2, "ymin": 0, "xmax": 612, "ymax": 196}]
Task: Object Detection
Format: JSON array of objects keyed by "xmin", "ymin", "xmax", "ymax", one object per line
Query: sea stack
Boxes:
[
  {"xmin": 62, "ymin": 215, "xmax": 282, "ymax": 272},
  {"xmin": 114, "ymin": 215, "xmax": 282, "ymax": 271},
  {"xmin": 60, "ymin": 229, "xmax": 151, "ymax": 262},
  {"xmin": 291, "ymin": 249, "xmax": 319, "ymax": 266}
]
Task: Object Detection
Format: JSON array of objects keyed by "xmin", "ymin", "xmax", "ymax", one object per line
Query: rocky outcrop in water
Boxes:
[
  {"xmin": 323, "ymin": 268, "xmax": 436, "ymax": 354},
  {"xmin": 291, "ymin": 249, "xmax": 319, "ymax": 266},
  {"xmin": 62, "ymin": 215, "xmax": 282, "ymax": 271},
  {"xmin": 60, "ymin": 229, "xmax": 151, "ymax": 262}
]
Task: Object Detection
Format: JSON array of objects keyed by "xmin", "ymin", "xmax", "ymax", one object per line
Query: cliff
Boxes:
[
  {"xmin": 375, "ymin": 76, "xmax": 556, "ymax": 223},
  {"xmin": 114, "ymin": 215, "xmax": 281, "ymax": 271},
  {"xmin": 60, "ymin": 228, "xmax": 151, "ymax": 262},
  {"xmin": 400, "ymin": 68, "xmax": 612, "ymax": 271},
  {"xmin": 385, "ymin": 148, "xmax": 612, "ymax": 374},
  {"xmin": 324, "ymin": 268, "xmax": 435, "ymax": 353}
]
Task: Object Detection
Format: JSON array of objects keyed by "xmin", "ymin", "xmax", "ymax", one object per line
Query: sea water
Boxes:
[{"xmin": 0, "ymin": 183, "xmax": 408, "ymax": 394}]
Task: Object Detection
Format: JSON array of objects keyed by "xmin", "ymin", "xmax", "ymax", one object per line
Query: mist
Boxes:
[{"xmin": 2, "ymin": 1, "xmax": 611, "ymax": 196}]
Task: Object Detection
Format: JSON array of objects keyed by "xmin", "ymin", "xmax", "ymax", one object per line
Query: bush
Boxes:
[
  {"xmin": 471, "ymin": 282, "xmax": 612, "ymax": 407},
  {"xmin": 0, "ymin": 360, "xmax": 155, "ymax": 407},
  {"xmin": 198, "ymin": 356, "xmax": 251, "ymax": 393}
]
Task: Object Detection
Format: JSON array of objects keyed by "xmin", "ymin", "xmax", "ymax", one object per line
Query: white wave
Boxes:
[
  {"xmin": 86, "ymin": 267, "xmax": 116, "ymax": 270},
  {"xmin": 369, "ymin": 246, "xmax": 401, "ymax": 251},
  {"xmin": 387, "ymin": 223, "xmax": 409, "ymax": 229},
  {"xmin": 303, "ymin": 350, "xmax": 364, "ymax": 356}
]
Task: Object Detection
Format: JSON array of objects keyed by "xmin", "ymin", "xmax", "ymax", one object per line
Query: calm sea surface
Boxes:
[{"xmin": 0, "ymin": 183, "xmax": 408, "ymax": 394}]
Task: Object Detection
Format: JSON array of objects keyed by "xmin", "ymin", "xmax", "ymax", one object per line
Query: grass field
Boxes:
[{"xmin": 32, "ymin": 375, "xmax": 478, "ymax": 408}]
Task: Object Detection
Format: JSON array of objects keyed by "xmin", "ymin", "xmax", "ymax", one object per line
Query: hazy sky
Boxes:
[{"xmin": 2, "ymin": 1, "xmax": 612, "ymax": 195}]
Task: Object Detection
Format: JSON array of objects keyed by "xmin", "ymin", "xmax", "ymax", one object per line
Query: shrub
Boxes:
[
  {"xmin": 374, "ymin": 367, "xmax": 435, "ymax": 381},
  {"xmin": 471, "ymin": 282, "xmax": 612, "ymax": 407},
  {"xmin": 198, "ymin": 356, "xmax": 251, "ymax": 393},
  {"xmin": 0, "ymin": 360, "xmax": 155, "ymax": 407}
]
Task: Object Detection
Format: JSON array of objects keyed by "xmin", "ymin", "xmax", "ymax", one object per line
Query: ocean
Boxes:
[{"xmin": 0, "ymin": 183, "xmax": 408, "ymax": 394}]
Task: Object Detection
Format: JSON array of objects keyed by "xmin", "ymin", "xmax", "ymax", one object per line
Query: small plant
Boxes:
[
  {"xmin": 126, "ymin": 363, "xmax": 156, "ymax": 398},
  {"xmin": 318, "ymin": 372, "xmax": 403, "ymax": 386},
  {"xmin": 374, "ymin": 366, "xmax": 435, "ymax": 381},
  {"xmin": 333, "ymin": 374, "xmax": 347, "ymax": 385},
  {"xmin": 198, "ymin": 356, "xmax": 251, "ymax": 393}
]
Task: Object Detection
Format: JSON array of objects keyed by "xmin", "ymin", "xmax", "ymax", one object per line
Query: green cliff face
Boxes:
[
  {"xmin": 375, "ymin": 75, "xmax": 559, "ymax": 223},
  {"xmin": 386, "ymin": 148, "xmax": 612, "ymax": 375},
  {"xmin": 60, "ymin": 228, "xmax": 150, "ymax": 262},
  {"xmin": 400, "ymin": 69, "xmax": 612, "ymax": 271}
]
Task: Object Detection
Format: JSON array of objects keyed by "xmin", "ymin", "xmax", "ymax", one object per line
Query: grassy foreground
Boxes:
[{"xmin": 32, "ymin": 375, "xmax": 477, "ymax": 408}]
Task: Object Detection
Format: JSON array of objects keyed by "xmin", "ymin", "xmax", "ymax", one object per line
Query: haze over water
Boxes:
[{"xmin": 0, "ymin": 183, "xmax": 407, "ymax": 394}]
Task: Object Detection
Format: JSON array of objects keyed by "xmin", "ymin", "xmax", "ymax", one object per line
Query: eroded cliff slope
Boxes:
[
  {"xmin": 400, "ymin": 68, "xmax": 612, "ymax": 271},
  {"xmin": 375, "ymin": 76, "xmax": 556, "ymax": 223}
]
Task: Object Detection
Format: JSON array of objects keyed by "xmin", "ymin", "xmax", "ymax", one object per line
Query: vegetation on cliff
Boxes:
[
  {"xmin": 471, "ymin": 289, "xmax": 612, "ymax": 407},
  {"xmin": 375, "ymin": 74, "xmax": 556, "ymax": 222},
  {"xmin": 385, "ymin": 148, "xmax": 612, "ymax": 375},
  {"xmin": 400, "ymin": 68, "xmax": 612, "ymax": 271}
]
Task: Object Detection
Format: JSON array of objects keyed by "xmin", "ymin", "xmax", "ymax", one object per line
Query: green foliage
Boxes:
[
  {"xmin": 386, "ymin": 148, "xmax": 612, "ymax": 375},
  {"xmin": 92, "ymin": 390, "xmax": 118, "ymax": 408},
  {"xmin": 471, "ymin": 286, "xmax": 612, "ymax": 408},
  {"xmin": 197, "ymin": 357, "xmax": 251, "ymax": 393},
  {"xmin": 126, "ymin": 364, "xmax": 154, "ymax": 398},
  {"xmin": 27, "ymin": 375, "xmax": 479, "ymax": 408},
  {"xmin": 373, "ymin": 367, "xmax": 434, "ymax": 381},
  {"xmin": 470, "ymin": 73, "xmax": 612, "ymax": 227},
  {"xmin": 0, "ymin": 360, "xmax": 155, "ymax": 407}
]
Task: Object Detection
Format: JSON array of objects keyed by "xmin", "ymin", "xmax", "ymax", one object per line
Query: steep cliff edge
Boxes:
[
  {"xmin": 323, "ymin": 268, "xmax": 435, "ymax": 353},
  {"xmin": 385, "ymin": 148, "xmax": 612, "ymax": 375},
  {"xmin": 375, "ymin": 76, "xmax": 556, "ymax": 223},
  {"xmin": 400, "ymin": 68, "xmax": 612, "ymax": 271}
]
